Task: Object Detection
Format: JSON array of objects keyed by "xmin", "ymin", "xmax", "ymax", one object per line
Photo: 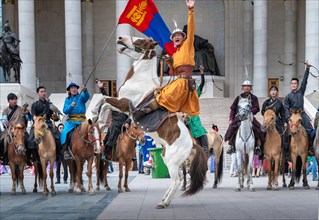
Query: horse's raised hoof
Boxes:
[
  {"xmin": 180, "ymin": 186, "xmax": 186, "ymax": 191},
  {"xmin": 118, "ymin": 188, "xmax": 123, "ymax": 193},
  {"xmin": 68, "ymin": 188, "xmax": 74, "ymax": 193},
  {"xmin": 303, "ymin": 185, "xmax": 310, "ymax": 190},
  {"xmin": 125, "ymin": 188, "xmax": 131, "ymax": 192},
  {"xmin": 235, "ymin": 188, "xmax": 241, "ymax": 192},
  {"xmin": 156, "ymin": 202, "xmax": 167, "ymax": 209},
  {"xmin": 213, "ymin": 184, "xmax": 217, "ymax": 189}
]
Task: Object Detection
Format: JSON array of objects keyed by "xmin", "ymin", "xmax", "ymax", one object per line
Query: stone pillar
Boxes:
[
  {"xmin": 116, "ymin": 0, "xmax": 131, "ymax": 90},
  {"xmin": 243, "ymin": 0, "xmax": 253, "ymax": 83},
  {"xmin": 81, "ymin": 0, "xmax": 94, "ymax": 95},
  {"xmin": 283, "ymin": 0, "xmax": 297, "ymax": 95},
  {"xmin": 2, "ymin": 0, "xmax": 15, "ymax": 30},
  {"xmin": 305, "ymin": 0, "xmax": 319, "ymax": 95},
  {"xmin": 253, "ymin": 0, "xmax": 267, "ymax": 97},
  {"xmin": 18, "ymin": 0, "xmax": 36, "ymax": 90},
  {"xmin": 65, "ymin": 0, "xmax": 82, "ymax": 86}
]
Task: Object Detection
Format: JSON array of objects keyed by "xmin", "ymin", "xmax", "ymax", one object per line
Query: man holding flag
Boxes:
[{"xmin": 127, "ymin": 0, "xmax": 200, "ymax": 120}]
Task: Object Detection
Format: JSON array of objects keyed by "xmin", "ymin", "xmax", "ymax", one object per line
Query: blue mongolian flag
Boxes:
[{"xmin": 118, "ymin": 0, "xmax": 176, "ymax": 56}]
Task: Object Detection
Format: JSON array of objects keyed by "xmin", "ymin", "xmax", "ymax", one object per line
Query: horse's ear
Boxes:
[
  {"xmin": 124, "ymin": 123, "xmax": 129, "ymax": 129},
  {"xmin": 290, "ymin": 109, "xmax": 294, "ymax": 114},
  {"xmin": 154, "ymin": 41, "xmax": 160, "ymax": 46},
  {"xmin": 88, "ymin": 119, "xmax": 92, "ymax": 125},
  {"xmin": 297, "ymin": 108, "xmax": 302, "ymax": 114},
  {"xmin": 272, "ymin": 107, "xmax": 276, "ymax": 113},
  {"xmin": 42, "ymin": 115, "xmax": 46, "ymax": 120}
]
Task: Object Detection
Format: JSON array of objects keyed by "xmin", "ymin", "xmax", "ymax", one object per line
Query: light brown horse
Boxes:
[
  {"xmin": 33, "ymin": 115, "xmax": 56, "ymax": 196},
  {"xmin": 7, "ymin": 124, "xmax": 27, "ymax": 194},
  {"xmin": 261, "ymin": 108, "xmax": 287, "ymax": 190},
  {"xmin": 96, "ymin": 121, "xmax": 145, "ymax": 193},
  {"xmin": 288, "ymin": 109, "xmax": 310, "ymax": 189},
  {"xmin": 67, "ymin": 119, "xmax": 102, "ymax": 195}
]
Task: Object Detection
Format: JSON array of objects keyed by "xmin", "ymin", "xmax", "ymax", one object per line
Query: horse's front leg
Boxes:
[
  {"xmin": 273, "ymin": 157, "xmax": 280, "ymax": 191},
  {"xmin": 33, "ymin": 162, "xmax": 38, "ymax": 193},
  {"xmin": 19, "ymin": 163, "xmax": 26, "ymax": 194},
  {"xmin": 302, "ymin": 155, "xmax": 310, "ymax": 189},
  {"xmin": 9, "ymin": 162, "xmax": 17, "ymax": 195},
  {"xmin": 75, "ymin": 158, "xmax": 83, "ymax": 194},
  {"xmin": 87, "ymin": 157, "xmax": 95, "ymax": 195},
  {"xmin": 95, "ymin": 155, "xmax": 100, "ymax": 190},
  {"xmin": 157, "ymin": 164, "xmax": 180, "ymax": 209},
  {"xmin": 235, "ymin": 153, "xmax": 242, "ymax": 192},
  {"xmin": 124, "ymin": 159, "xmax": 130, "ymax": 192},
  {"xmin": 247, "ymin": 151, "xmax": 255, "ymax": 192},
  {"xmin": 265, "ymin": 158, "xmax": 272, "ymax": 190},
  {"xmin": 118, "ymin": 158, "xmax": 124, "ymax": 193},
  {"xmin": 67, "ymin": 160, "xmax": 75, "ymax": 193},
  {"xmin": 288, "ymin": 155, "xmax": 296, "ymax": 189},
  {"xmin": 49, "ymin": 159, "xmax": 56, "ymax": 196}
]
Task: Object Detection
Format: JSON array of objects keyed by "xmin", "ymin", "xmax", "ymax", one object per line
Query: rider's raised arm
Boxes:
[{"xmin": 299, "ymin": 66, "xmax": 310, "ymax": 96}]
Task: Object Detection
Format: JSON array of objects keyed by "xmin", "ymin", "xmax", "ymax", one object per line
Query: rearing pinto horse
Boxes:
[
  {"xmin": 7, "ymin": 124, "xmax": 27, "ymax": 194},
  {"xmin": 104, "ymin": 36, "xmax": 208, "ymax": 209},
  {"xmin": 67, "ymin": 119, "xmax": 102, "ymax": 195},
  {"xmin": 288, "ymin": 109, "xmax": 310, "ymax": 189},
  {"xmin": 261, "ymin": 108, "xmax": 286, "ymax": 190}
]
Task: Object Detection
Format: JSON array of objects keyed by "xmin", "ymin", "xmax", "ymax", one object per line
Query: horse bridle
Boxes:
[
  {"xmin": 78, "ymin": 125, "xmax": 101, "ymax": 146},
  {"xmin": 120, "ymin": 123, "xmax": 145, "ymax": 141},
  {"xmin": 7, "ymin": 127, "xmax": 25, "ymax": 155}
]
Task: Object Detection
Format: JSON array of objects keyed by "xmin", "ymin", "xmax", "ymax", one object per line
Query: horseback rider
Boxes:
[
  {"xmin": 0, "ymin": 20, "xmax": 22, "ymax": 63},
  {"xmin": 224, "ymin": 80, "xmax": 265, "ymax": 158},
  {"xmin": 183, "ymin": 66, "xmax": 209, "ymax": 154},
  {"xmin": 129, "ymin": 0, "xmax": 200, "ymax": 120},
  {"xmin": 261, "ymin": 86, "xmax": 289, "ymax": 159},
  {"xmin": 1, "ymin": 93, "xmax": 31, "ymax": 164},
  {"xmin": 283, "ymin": 63, "xmax": 315, "ymax": 156},
  {"xmin": 60, "ymin": 83, "xmax": 90, "ymax": 160},
  {"xmin": 29, "ymin": 86, "xmax": 62, "ymax": 161}
]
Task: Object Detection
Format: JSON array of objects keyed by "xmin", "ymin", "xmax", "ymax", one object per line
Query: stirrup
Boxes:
[
  {"xmin": 64, "ymin": 151, "xmax": 74, "ymax": 160},
  {"xmin": 226, "ymin": 146, "xmax": 236, "ymax": 155}
]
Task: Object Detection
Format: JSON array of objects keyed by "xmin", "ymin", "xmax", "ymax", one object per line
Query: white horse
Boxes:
[
  {"xmin": 235, "ymin": 97, "xmax": 255, "ymax": 192},
  {"xmin": 104, "ymin": 36, "xmax": 208, "ymax": 209}
]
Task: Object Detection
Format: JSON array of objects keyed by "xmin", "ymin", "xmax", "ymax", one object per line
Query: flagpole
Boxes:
[{"xmin": 84, "ymin": 23, "xmax": 119, "ymax": 86}]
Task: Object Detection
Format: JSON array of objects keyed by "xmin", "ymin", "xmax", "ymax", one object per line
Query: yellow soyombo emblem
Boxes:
[{"xmin": 126, "ymin": 0, "xmax": 148, "ymax": 27}]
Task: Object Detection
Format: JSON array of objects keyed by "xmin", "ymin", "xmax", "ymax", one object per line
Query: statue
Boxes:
[
  {"xmin": 158, "ymin": 25, "xmax": 221, "ymax": 76},
  {"xmin": 0, "ymin": 20, "xmax": 22, "ymax": 83}
]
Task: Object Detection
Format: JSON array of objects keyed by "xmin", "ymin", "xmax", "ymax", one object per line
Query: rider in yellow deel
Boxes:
[{"xmin": 129, "ymin": 0, "xmax": 199, "ymax": 119}]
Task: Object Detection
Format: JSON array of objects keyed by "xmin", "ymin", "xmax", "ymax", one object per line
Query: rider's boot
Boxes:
[
  {"xmin": 198, "ymin": 134, "xmax": 210, "ymax": 156},
  {"xmin": 226, "ymin": 145, "xmax": 236, "ymax": 155},
  {"xmin": 129, "ymin": 98, "xmax": 159, "ymax": 121},
  {"xmin": 62, "ymin": 143, "xmax": 73, "ymax": 160},
  {"xmin": 102, "ymin": 144, "xmax": 112, "ymax": 161}
]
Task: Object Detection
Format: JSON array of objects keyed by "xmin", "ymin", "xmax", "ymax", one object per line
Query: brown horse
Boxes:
[
  {"xmin": 67, "ymin": 119, "xmax": 102, "ymax": 195},
  {"xmin": 7, "ymin": 124, "xmax": 27, "ymax": 194},
  {"xmin": 261, "ymin": 108, "xmax": 287, "ymax": 190},
  {"xmin": 33, "ymin": 115, "xmax": 56, "ymax": 196},
  {"xmin": 96, "ymin": 121, "xmax": 144, "ymax": 193},
  {"xmin": 288, "ymin": 109, "xmax": 310, "ymax": 189}
]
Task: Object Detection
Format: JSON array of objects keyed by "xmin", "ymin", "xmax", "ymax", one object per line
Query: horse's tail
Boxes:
[
  {"xmin": 295, "ymin": 156, "xmax": 302, "ymax": 183},
  {"xmin": 216, "ymin": 147, "xmax": 224, "ymax": 184},
  {"xmin": 14, "ymin": 165, "xmax": 20, "ymax": 187},
  {"xmin": 182, "ymin": 144, "xmax": 208, "ymax": 197}
]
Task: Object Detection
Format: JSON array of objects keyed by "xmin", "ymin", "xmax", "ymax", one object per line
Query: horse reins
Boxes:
[{"xmin": 78, "ymin": 125, "xmax": 100, "ymax": 146}]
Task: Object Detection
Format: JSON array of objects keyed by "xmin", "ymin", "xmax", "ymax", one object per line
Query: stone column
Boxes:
[
  {"xmin": 253, "ymin": 0, "xmax": 267, "ymax": 97},
  {"xmin": 116, "ymin": 0, "xmax": 131, "ymax": 90},
  {"xmin": 81, "ymin": 0, "xmax": 94, "ymax": 95},
  {"xmin": 2, "ymin": 0, "xmax": 15, "ymax": 30},
  {"xmin": 65, "ymin": 0, "xmax": 82, "ymax": 86},
  {"xmin": 18, "ymin": 0, "xmax": 36, "ymax": 90},
  {"xmin": 283, "ymin": 0, "xmax": 297, "ymax": 95},
  {"xmin": 305, "ymin": 0, "xmax": 319, "ymax": 95},
  {"xmin": 243, "ymin": 0, "xmax": 253, "ymax": 84}
]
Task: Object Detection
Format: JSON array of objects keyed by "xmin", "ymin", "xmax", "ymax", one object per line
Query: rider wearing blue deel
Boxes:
[{"xmin": 61, "ymin": 82, "xmax": 90, "ymax": 159}]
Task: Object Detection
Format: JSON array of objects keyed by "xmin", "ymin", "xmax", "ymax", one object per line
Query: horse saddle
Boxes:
[{"xmin": 134, "ymin": 91, "xmax": 170, "ymax": 132}]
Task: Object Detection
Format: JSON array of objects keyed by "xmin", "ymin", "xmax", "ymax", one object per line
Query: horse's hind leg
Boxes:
[
  {"xmin": 157, "ymin": 165, "xmax": 180, "ymax": 209},
  {"xmin": 181, "ymin": 163, "xmax": 187, "ymax": 191},
  {"xmin": 273, "ymin": 157, "xmax": 280, "ymax": 191},
  {"xmin": 104, "ymin": 161, "xmax": 111, "ymax": 190}
]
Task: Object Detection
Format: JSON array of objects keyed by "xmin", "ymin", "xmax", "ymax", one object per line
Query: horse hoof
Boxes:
[
  {"xmin": 235, "ymin": 188, "xmax": 241, "ymax": 192},
  {"xmin": 266, "ymin": 187, "xmax": 272, "ymax": 190},
  {"xmin": 213, "ymin": 184, "xmax": 217, "ymax": 189},
  {"xmin": 33, "ymin": 189, "xmax": 38, "ymax": 193},
  {"xmin": 240, "ymin": 184, "xmax": 244, "ymax": 189},
  {"xmin": 273, "ymin": 187, "xmax": 279, "ymax": 191},
  {"xmin": 249, "ymin": 188, "xmax": 256, "ymax": 192},
  {"xmin": 288, "ymin": 186, "xmax": 295, "ymax": 190},
  {"xmin": 106, "ymin": 187, "xmax": 111, "ymax": 191},
  {"xmin": 118, "ymin": 189, "xmax": 123, "ymax": 193},
  {"xmin": 43, "ymin": 192, "xmax": 48, "ymax": 196},
  {"xmin": 51, "ymin": 191, "xmax": 56, "ymax": 196},
  {"xmin": 180, "ymin": 186, "xmax": 186, "ymax": 191},
  {"xmin": 81, "ymin": 188, "xmax": 86, "ymax": 192},
  {"xmin": 303, "ymin": 185, "xmax": 310, "ymax": 190},
  {"xmin": 89, "ymin": 191, "xmax": 96, "ymax": 196},
  {"xmin": 156, "ymin": 202, "xmax": 166, "ymax": 209},
  {"xmin": 68, "ymin": 189, "xmax": 74, "ymax": 193},
  {"xmin": 282, "ymin": 183, "xmax": 287, "ymax": 188},
  {"xmin": 125, "ymin": 188, "xmax": 131, "ymax": 192},
  {"xmin": 96, "ymin": 186, "xmax": 100, "ymax": 191}
]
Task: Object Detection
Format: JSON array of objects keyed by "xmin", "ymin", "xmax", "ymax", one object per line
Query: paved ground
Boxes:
[{"xmin": 0, "ymin": 169, "xmax": 319, "ymax": 220}]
